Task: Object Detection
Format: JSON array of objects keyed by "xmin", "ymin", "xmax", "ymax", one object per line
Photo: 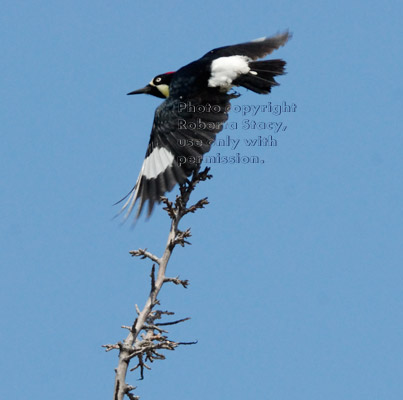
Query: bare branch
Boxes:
[
  {"xmin": 155, "ymin": 317, "xmax": 191, "ymax": 327},
  {"xmin": 143, "ymin": 324, "xmax": 168, "ymax": 334},
  {"xmin": 126, "ymin": 393, "xmax": 140, "ymax": 400},
  {"xmin": 109, "ymin": 167, "xmax": 210, "ymax": 400},
  {"xmin": 129, "ymin": 248, "xmax": 160, "ymax": 264},
  {"xmin": 121, "ymin": 326, "xmax": 132, "ymax": 331},
  {"xmin": 150, "ymin": 264, "xmax": 156, "ymax": 293},
  {"xmin": 177, "ymin": 341, "xmax": 198, "ymax": 345},
  {"xmin": 161, "ymin": 196, "xmax": 175, "ymax": 219},
  {"xmin": 102, "ymin": 343, "xmax": 120, "ymax": 352},
  {"xmin": 185, "ymin": 197, "xmax": 209, "ymax": 214},
  {"xmin": 163, "ymin": 276, "xmax": 189, "ymax": 288},
  {"xmin": 174, "ymin": 228, "xmax": 192, "ymax": 247}
]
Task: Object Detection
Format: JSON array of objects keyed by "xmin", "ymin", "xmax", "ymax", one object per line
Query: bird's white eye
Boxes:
[{"xmin": 155, "ymin": 77, "xmax": 162, "ymax": 83}]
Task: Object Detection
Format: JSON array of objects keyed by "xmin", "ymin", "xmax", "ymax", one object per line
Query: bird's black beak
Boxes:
[
  {"xmin": 127, "ymin": 84, "xmax": 153, "ymax": 95},
  {"xmin": 127, "ymin": 83, "xmax": 167, "ymax": 99}
]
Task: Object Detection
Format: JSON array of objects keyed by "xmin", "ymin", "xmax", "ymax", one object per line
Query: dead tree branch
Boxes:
[{"xmin": 105, "ymin": 167, "xmax": 212, "ymax": 400}]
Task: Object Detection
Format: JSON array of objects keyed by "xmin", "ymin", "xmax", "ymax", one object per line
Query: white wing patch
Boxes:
[
  {"xmin": 119, "ymin": 146, "xmax": 175, "ymax": 219},
  {"xmin": 142, "ymin": 146, "xmax": 175, "ymax": 179},
  {"xmin": 208, "ymin": 55, "xmax": 250, "ymax": 90}
]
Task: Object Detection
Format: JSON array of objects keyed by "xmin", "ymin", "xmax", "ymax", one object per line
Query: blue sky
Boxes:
[{"xmin": 1, "ymin": 1, "xmax": 402, "ymax": 399}]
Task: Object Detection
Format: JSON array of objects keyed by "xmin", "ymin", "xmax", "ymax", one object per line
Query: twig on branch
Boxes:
[
  {"xmin": 102, "ymin": 343, "xmax": 121, "ymax": 352},
  {"xmin": 163, "ymin": 276, "xmax": 189, "ymax": 288},
  {"xmin": 173, "ymin": 228, "xmax": 192, "ymax": 247},
  {"xmin": 106, "ymin": 167, "xmax": 212, "ymax": 400},
  {"xmin": 129, "ymin": 248, "xmax": 160, "ymax": 264},
  {"xmin": 126, "ymin": 393, "xmax": 139, "ymax": 400},
  {"xmin": 143, "ymin": 324, "xmax": 168, "ymax": 334},
  {"xmin": 150, "ymin": 264, "xmax": 156, "ymax": 292},
  {"xmin": 184, "ymin": 197, "xmax": 210, "ymax": 214},
  {"xmin": 155, "ymin": 317, "xmax": 191, "ymax": 327},
  {"xmin": 161, "ymin": 197, "xmax": 175, "ymax": 219}
]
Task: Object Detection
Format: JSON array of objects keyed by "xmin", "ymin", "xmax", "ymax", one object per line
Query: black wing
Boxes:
[
  {"xmin": 204, "ymin": 31, "xmax": 291, "ymax": 60},
  {"xmin": 119, "ymin": 90, "xmax": 237, "ymax": 220}
]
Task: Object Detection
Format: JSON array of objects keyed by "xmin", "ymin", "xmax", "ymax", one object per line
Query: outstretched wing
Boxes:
[
  {"xmin": 203, "ymin": 31, "xmax": 291, "ymax": 60},
  {"xmin": 119, "ymin": 90, "xmax": 237, "ymax": 220},
  {"xmin": 202, "ymin": 32, "xmax": 290, "ymax": 95}
]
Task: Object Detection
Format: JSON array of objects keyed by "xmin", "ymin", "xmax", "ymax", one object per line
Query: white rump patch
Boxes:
[
  {"xmin": 141, "ymin": 147, "xmax": 174, "ymax": 179},
  {"xmin": 208, "ymin": 55, "xmax": 250, "ymax": 90}
]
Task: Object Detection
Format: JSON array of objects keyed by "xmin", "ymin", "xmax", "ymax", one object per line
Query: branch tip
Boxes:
[
  {"xmin": 163, "ymin": 276, "xmax": 189, "ymax": 288},
  {"xmin": 155, "ymin": 317, "xmax": 191, "ymax": 326}
]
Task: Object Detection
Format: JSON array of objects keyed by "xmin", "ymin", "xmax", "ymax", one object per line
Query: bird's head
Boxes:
[{"xmin": 127, "ymin": 72, "xmax": 175, "ymax": 99}]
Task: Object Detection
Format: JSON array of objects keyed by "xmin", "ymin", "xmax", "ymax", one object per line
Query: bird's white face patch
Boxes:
[
  {"xmin": 141, "ymin": 146, "xmax": 174, "ymax": 179},
  {"xmin": 208, "ymin": 55, "xmax": 250, "ymax": 90},
  {"xmin": 156, "ymin": 84, "xmax": 169, "ymax": 98},
  {"xmin": 149, "ymin": 80, "xmax": 170, "ymax": 98}
]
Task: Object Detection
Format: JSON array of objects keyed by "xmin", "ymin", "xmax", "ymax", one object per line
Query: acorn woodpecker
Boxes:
[{"xmin": 119, "ymin": 31, "xmax": 291, "ymax": 219}]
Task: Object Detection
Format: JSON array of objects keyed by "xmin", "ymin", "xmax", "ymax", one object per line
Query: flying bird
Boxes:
[{"xmin": 119, "ymin": 31, "xmax": 291, "ymax": 219}]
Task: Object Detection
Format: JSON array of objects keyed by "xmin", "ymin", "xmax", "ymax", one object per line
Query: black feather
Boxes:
[{"xmin": 233, "ymin": 59, "xmax": 287, "ymax": 94}]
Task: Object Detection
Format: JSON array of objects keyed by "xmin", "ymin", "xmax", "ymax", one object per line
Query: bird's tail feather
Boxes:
[{"xmin": 234, "ymin": 59, "xmax": 286, "ymax": 94}]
